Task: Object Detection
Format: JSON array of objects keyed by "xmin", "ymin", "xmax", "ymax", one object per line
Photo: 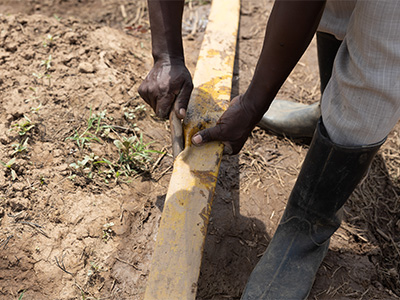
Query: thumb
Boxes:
[
  {"xmin": 191, "ymin": 125, "xmax": 234, "ymax": 155},
  {"xmin": 192, "ymin": 125, "xmax": 221, "ymax": 145}
]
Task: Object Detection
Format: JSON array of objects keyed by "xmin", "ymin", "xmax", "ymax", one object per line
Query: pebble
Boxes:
[
  {"xmin": 64, "ymin": 31, "xmax": 79, "ymax": 45},
  {"xmin": 8, "ymin": 197, "xmax": 29, "ymax": 211},
  {"xmin": 78, "ymin": 61, "xmax": 95, "ymax": 73},
  {"xmin": 5, "ymin": 43, "xmax": 18, "ymax": 53}
]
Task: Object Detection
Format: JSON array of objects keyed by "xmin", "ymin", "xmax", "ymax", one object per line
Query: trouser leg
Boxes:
[{"xmin": 321, "ymin": 0, "xmax": 400, "ymax": 146}]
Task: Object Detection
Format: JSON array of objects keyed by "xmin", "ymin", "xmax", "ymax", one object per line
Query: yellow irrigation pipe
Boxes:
[{"xmin": 144, "ymin": 0, "xmax": 240, "ymax": 299}]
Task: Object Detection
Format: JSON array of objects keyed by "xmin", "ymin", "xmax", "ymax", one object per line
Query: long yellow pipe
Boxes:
[{"xmin": 144, "ymin": 0, "xmax": 240, "ymax": 299}]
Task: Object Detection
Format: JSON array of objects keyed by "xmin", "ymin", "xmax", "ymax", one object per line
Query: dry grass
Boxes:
[{"xmin": 348, "ymin": 132, "xmax": 400, "ymax": 296}]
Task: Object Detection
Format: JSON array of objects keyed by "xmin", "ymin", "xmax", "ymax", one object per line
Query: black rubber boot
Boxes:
[
  {"xmin": 241, "ymin": 119, "xmax": 384, "ymax": 300},
  {"xmin": 257, "ymin": 32, "xmax": 342, "ymax": 139}
]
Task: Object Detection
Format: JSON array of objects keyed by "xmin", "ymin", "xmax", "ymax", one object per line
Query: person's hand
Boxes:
[
  {"xmin": 191, "ymin": 95, "xmax": 258, "ymax": 155},
  {"xmin": 139, "ymin": 58, "xmax": 193, "ymax": 119}
]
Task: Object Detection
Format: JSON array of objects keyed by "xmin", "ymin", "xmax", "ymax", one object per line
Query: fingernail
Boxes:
[
  {"xmin": 192, "ymin": 134, "xmax": 202, "ymax": 145},
  {"xmin": 179, "ymin": 108, "xmax": 186, "ymax": 118}
]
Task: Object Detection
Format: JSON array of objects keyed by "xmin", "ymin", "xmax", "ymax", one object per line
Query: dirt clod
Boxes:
[{"xmin": 78, "ymin": 61, "xmax": 95, "ymax": 73}]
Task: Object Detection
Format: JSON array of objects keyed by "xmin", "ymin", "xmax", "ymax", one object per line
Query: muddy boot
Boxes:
[
  {"xmin": 258, "ymin": 32, "xmax": 342, "ymax": 138},
  {"xmin": 241, "ymin": 119, "xmax": 384, "ymax": 300},
  {"xmin": 258, "ymin": 100, "xmax": 320, "ymax": 138}
]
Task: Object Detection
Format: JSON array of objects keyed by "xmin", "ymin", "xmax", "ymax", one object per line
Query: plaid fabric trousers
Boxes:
[{"xmin": 318, "ymin": 0, "xmax": 400, "ymax": 146}]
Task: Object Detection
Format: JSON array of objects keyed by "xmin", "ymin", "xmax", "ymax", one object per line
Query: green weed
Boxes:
[
  {"xmin": 0, "ymin": 157, "xmax": 17, "ymax": 180},
  {"xmin": 17, "ymin": 290, "xmax": 26, "ymax": 300},
  {"xmin": 11, "ymin": 115, "xmax": 35, "ymax": 136},
  {"xmin": 67, "ymin": 109, "xmax": 162, "ymax": 183},
  {"xmin": 67, "ymin": 130, "xmax": 101, "ymax": 150},
  {"xmin": 123, "ymin": 104, "xmax": 146, "ymax": 121},
  {"xmin": 114, "ymin": 133, "xmax": 161, "ymax": 175},
  {"xmin": 102, "ymin": 222, "xmax": 115, "ymax": 242},
  {"xmin": 43, "ymin": 34, "xmax": 58, "ymax": 48},
  {"xmin": 66, "ymin": 109, "xmax": 111, "ymax": 150},
  {"xmin": 87, "ymin": 261, "xmax": 105, "ymax": 278},
  {"xmin": 12, "ymin": 138, "xmax": 29, "ymax": 155},
  {"xmin": 40, "ymin": 55, "xmax": 52, "ymax": 70},
  {"xmin": 32, "ymin": 72, "xmax": 52, "ymax": 86},
  {"xmin": 31, "ymin": 103, "xmax": 42, "ymax": 114},
  {"xmin": 33, "ymin": 55, "xmax": 53, "ymax": 86},
  {"xmin": 69, "ymin": 153, "xmax": 102, "ymax": 179}
]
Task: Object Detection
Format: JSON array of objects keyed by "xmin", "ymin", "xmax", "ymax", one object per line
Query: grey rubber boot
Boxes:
[
  {"xmin": 241, "ymin": 119, "xmax": 384, "ymax": 300},
  {"xmin": 258, "ymin": 32, "xmax": 342, "ymax": 138},
  {"xmin": 258, "ymin": 100, "xmax": 320, "ymax": 138}
]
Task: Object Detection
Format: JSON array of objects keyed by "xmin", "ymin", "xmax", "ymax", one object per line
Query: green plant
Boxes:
[
  {"xmin": 67, "ymin": 174, "xmax": 77, "ymax": 181},
  {"xmin": 102, "ymin": 222, "xmax": 115, "ymax": 242},
  {"xmin": 40, "ymin": 55, "xmax": 52, "ymax": 70},
  {"xmin": 123, "ymin": 105, "xmax": 147, "ymax": 121},
  {"xmin": 39, "ymin": 174, "xmax": 45, "ymax": 185},
  {"xmin": 12, "ymin": 138, "xmax": 29, "ymax": 155},
  {"xmin": 43, "ymin": 34, "xmax": 58, "ymax": 47},
  {"xmin": 31, "ymin": 103, "xmax": 42, "ymax": 114},
  {"xmin": 11, "ymin": 115, "xmax": 35, "ymax": 136},
  {"xmin": 69, "ymin": 153, "xmax": 101, "ymax": 179},
  {"xmin": 17, "ymin": 290, "xmax": 26, "ymax": 300},
  {"xmin": 32, "ymin": 72, "xmax": 52, "ymax": 86},
  {"xmin": 0, "ymin": 157, "xmax": 17, "ymax": 180},
  {"xmin": 67, "ymin": 109, "xmax": 163, "ymax": 183},
  {"xmin": 32, "ymin": 55, "xmax": 53, "ymax": 86},
  {"xmin": 87, "ymin": 261, "xmax": 103, "ymax": 277},
  {"xmin": 114, "ymin": 133, "xmax": 161, "ymax": 175},
  {"xmin": 67, "ymin": 129, "xmax": 101, "ymax": 150},
  {"xmin": 66, "ymin": 109, "xmax": 111, "ymax": 149}
]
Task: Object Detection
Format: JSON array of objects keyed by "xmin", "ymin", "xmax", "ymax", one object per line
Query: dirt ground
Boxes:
[{"xmin": 0, "ymin": 0, "xmax": 399, "ymax": 299}]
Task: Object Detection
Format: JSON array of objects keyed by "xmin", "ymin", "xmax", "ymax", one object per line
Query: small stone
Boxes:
[
  {"xmin": 22, "ymin": 50, "xmax": 35, "ymax": 60},
  {"xmin": 64, "ymin": 32, "xmax": 79, "ymax": 44},
  {"xmin": 8, "ymin": 197, "xmax": 29, "ymax": 211},
  {"xmin": 12, "ymin": 182, "xmax": 26, "ymax": 192},
  {"xmin": 78, "ymin": 61, "xmax": 95, "ymax": 73},
  {"xmin": 53, "ymin": 149, "xmax": 63, "ymax": 158},
  {"xmin": 5, "ymin": 43, "xmax": 18, "ymax": 53}
]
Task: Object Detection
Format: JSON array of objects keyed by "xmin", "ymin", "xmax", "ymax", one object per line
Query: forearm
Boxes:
[
  {"xmin": 147, "ymin": 0, "xmax": 185, "ymax": 62},
  {"xmin": 244, "ymin": 0, "xmax": 326, "ymax": 119}
]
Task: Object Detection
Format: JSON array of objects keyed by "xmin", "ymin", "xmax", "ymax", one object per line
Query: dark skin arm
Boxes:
[
  {"xmin": 139, "ymin": 0, "xmax": 193, "ymax": 119},
  {"xmin": 192, "ymin": 0, "xmax": 326, "ymax": 154}
]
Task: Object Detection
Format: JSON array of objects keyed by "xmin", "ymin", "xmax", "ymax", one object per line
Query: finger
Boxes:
[
  {"xmin": 174, "ymin": 80, "xmax": 193, "ymax": 119},
  {"xmin": 138, "ymin": 84, "xmax": 158, "ymax": 112},
  {"xmin": 192, "ymin": 127, "xmax": 234, "ymax": 155},
  {"xmin": 138, "ymin": 84, "xmax": 150, "ymax": 106},
  {"xmin": 156, "ymin": 93, "xmax": 175, "ymax": 119},
  {"xmin": 192, "ymin": 125, "xmax": 223, "ymax": 145}
]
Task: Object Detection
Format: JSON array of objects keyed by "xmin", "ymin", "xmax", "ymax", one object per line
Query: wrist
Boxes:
[
  {"xmin": 241, "ymin": 86, "xmax": 275, "ymax": 122},
  {"xmin": 152, "ymin": 52, "xmax": 185, "ymax": 65}
]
